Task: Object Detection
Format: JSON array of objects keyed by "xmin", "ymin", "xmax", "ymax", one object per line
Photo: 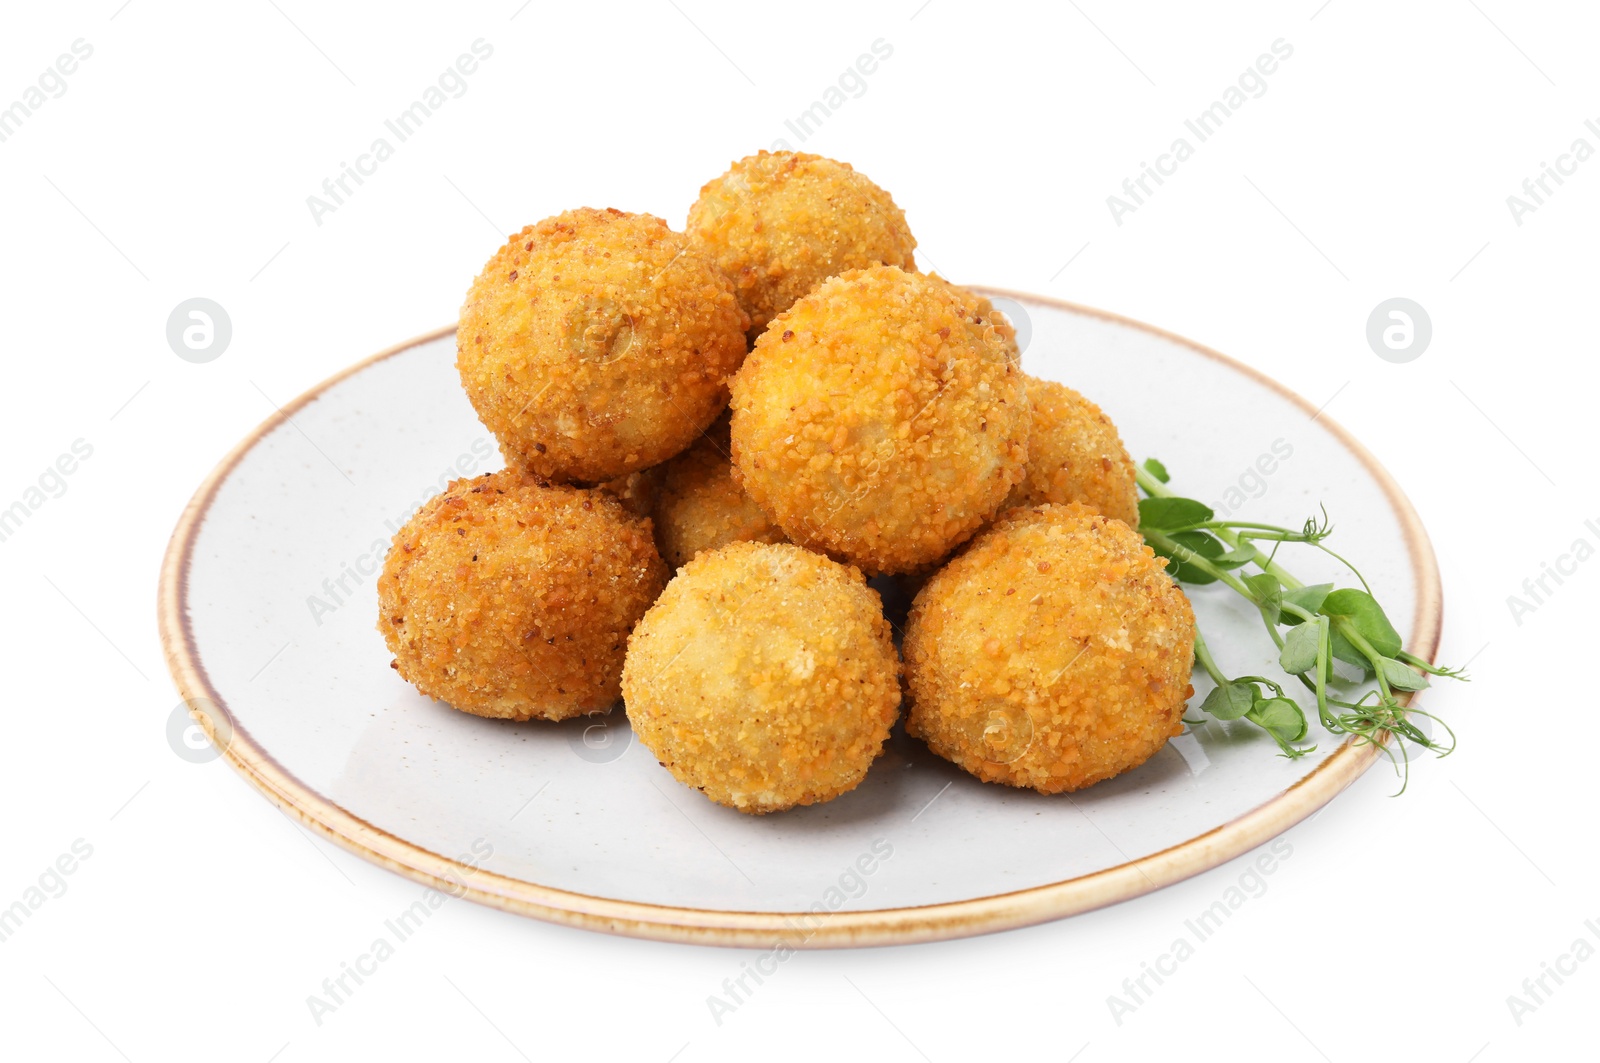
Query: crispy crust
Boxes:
[
  {"xmin": 729, "ymin": 266, "xmax": 1028, "ymax": 575},
  {"xmin": 598, "ymin": 469, "xmax": 659, "ymax": 522},
  {"xmin": 1004, "ymin": 377, "xmax": 1140, "ymax": 527},
  {"xmin": 687, "ymin": 151, "xmax": 917, "ymax": 339},
  {"xmin": 457, "ymin": 208, "xmax": 749, "ymax": 483},
  {"xmin": 377, "ymin": 469, "xmax": 668, "ymax": 721},
  {"xmin": 622, "ymin": 541, "xmax": 901, "ymax": 814},
  {"xmin": 651, "ymin": 415, "xmax": 786, "ymax": 569},
  {"xmin": 903, "ymin": 503, "xmax": 1194, "ymax": 793}
]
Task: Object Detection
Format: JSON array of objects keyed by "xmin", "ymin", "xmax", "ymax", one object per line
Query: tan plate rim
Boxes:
[{"xmin": 156, "ymin": 291, "xmax": 1443, "ymax": 949}]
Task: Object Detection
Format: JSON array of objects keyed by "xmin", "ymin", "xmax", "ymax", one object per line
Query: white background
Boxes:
[{"xmin": 1, "ymin": 1, "xmax": 1595, "ymax": 1060}]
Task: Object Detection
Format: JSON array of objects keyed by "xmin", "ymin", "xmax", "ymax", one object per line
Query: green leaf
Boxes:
[
  {"xmin": 1244, "ymin": 573, "xmax": 1282, "ymax": 624},
  {"xmin": 1279, "ymin": 620, "xmax": 1321, "ymax": 675},
  {"xmin": 1280, "ymin": 583, "xmax": 1333, "ymax": 624},
  {"xmin": 1319, "ymin": 588, "xmax": 1402, "ymax": 658},
  {"xmin": 1377, "ymin": 656, "xmax": 1430, "ymax": 692},
  {"xmin": 1328, "ymin": 628, "xmax": 1373, "ymax": 673},
  {"xmin": 1143, "ymin": 457, "xmax": 1170, "ymax": 484},
  {"xmin": 1149, "ymin": 530, "xmax": 1225, "ymax": 584},
  {"xmin": 1138, "ymin": 496, "xmax": 1214, "ymax": 532},
  {"xmin": 1214, "ymin": 547, "xmax": 1256, "ymax": 568},
  {"xmin": 1200, "ymin": 681, "xmax": 1257, "ymax": 721},
  {"xmin": 1248, "ymin": 696, "xmax": 1309, "ymax": 744}
]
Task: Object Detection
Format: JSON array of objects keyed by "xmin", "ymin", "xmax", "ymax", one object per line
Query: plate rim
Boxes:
[{"xmin": 156, "ymin": 290, "xmax": 1443, "ymax": 948}]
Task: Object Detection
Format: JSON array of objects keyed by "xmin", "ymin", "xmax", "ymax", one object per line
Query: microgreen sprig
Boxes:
[{"xmin": 1137, "ymin": 458, "xmax": 1462, "ymax": 791}]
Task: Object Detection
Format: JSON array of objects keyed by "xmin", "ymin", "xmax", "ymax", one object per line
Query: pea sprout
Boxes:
[{"xmin": 1136, "ymin": 458, "xmax": 1462, "ymax": 792}]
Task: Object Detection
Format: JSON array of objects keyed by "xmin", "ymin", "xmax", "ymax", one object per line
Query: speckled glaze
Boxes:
[{"xmin": 158, "ymin": 291, "xmax": 1442, "ymax": 948}]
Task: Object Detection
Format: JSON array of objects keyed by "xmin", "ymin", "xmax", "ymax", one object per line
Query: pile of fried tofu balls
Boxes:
[{"xmin": 378, "ymin": 151, "xmax": 1195, "ymax": 815}]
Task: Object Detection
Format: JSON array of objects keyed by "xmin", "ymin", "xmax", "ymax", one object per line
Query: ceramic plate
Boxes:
[{"xmin": 158, "ymin": 291, "xmax": 1440, "ymax": 947}]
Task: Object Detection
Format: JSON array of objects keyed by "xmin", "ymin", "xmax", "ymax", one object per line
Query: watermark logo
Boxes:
[
  {"xmin": 167, "ymin": 697, "xmax": 234, "ymax": 764},
  {"xmin": 960, "ymin": 703, "xmax": 1033, "ymax": 764},
  {"xmin": 1366, "ymin": 298, "xmax": 1430, "ymax": 363},
  {"xmin": 567, "ymin": 709, "xmax": 633, "ymax": 764},
  {"xmin": 167, "ymin": 298, "xmax": 232, "ymax": 363},
  {"xmin": 987, "ymin": 296, "xmax": 1033, "ymax": 358}
]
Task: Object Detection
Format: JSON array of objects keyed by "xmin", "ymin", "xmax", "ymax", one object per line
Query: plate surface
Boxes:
[{"xmin": 158, "ymin": 291, "xmax": 1440, "ymax": 947}]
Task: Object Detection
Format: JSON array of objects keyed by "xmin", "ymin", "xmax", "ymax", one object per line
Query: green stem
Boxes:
[
  {"xmin": 1313, "ymin": 616, "xmax": 1333, "ymax": 730},
  {"xmin": 1137, "ymin": 468, "xmax": 1305, "ymax": 590},
  {"xmin": 1191, "ymin": 625, "xmax": 1229, "ymax": 687},
  {"xmin": 1214, "ymin": 526, "xmax": 1305, "ymax": 591},
  {"xmin": 1136, "ymin": 462, "xmax": 1458, "ymax": 779},
  {"xmin": 1308, "ymin": 542, "xmax": 1373, "ymax": 594},
  {"xmin": 1340, "ymin": 623, "xmax": 1398, "ymax": 704},
  {"xmin": 1139, "ymin": 527, "xmax": 1256, "ymax": 598},
  {"xmin": 1398, "ymin": 650, "xmax": 1469, "ymax": 679},
  {"xmin": 1196, "ymin": 522, "xmax": 1324, "ymax": 541}
]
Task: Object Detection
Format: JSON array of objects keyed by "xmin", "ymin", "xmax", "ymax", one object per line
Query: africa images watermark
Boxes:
[
  {"xmin": 1505, "ymin": 117, "xmax": 1600, "ymax": 227},
  {"xmin": 765, "ymin": 38, "xmax": 894, "ymax": 151},
  {"xmin": 705, "ymin": 837, "xmax": 895, "ymax": 1026},
  {"xmin": 1107, "ymin": 38, "xmax": 1295, "ymax": 226},
  {"xmin": 306, "ymin": 39, "xmax": 494, "ymax": 226},
  {"xmin": 305, "ymin": 838, "xmax": 493, "ymax": 1026},
  {"xmin": 1106, "ymin": 839, "xmax": 1293, "ymax": 1026},
  {"xmin": 0, "ymin": 38, "xmax": 94, "ymax": 145},
  {"xmin": 0, "ymin": 439, "xmax": 95, "ymax": 547},
  {"xmin": 1210, "ymin": 437, "xmax": 1294, "ymax": 519},
  {"xmin": 1505, "ymin": 917, "xmax": 1600, "ymax": 1027},
  {"xmin": 0, "ymin": 839, "xmax": 95, "ymax": 946},
  {"xmin": 1505, "ymin": 516, "xmax": 1599, "ymax": 626},
  {"xmin": 306, "ymin": 437, "xmax": 496, "ymax": 626}
]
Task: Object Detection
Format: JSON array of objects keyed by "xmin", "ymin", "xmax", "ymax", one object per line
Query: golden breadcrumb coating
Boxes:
[
  {"xmin": 1005, "ymin": 377, "xmax": 1140, "ymax": 527},
  {"xmin": 904, "ymin": 503, "xmax": 1194, "ymax": 793},
  {"xmin": 729, "ymin": 266, "xmax": 1028, "ymax": 575},
  {"xmin": 598, "ymin": 470, "xmax": 658, "ymax": 522},
  {"xmin": 651, "ymin": 415, "xmax": 786, "ymax": 569},
  {"xmin": 622, "ymin": 541, "xmax": 901, "ymax": 814},
  {"xmin": 457, "ymin": 208, "xmax": 749, "ymax": 483},
  {"xmin": 929, "ymin": 272, "xmax": 1021, "ymax": 364},
  {"xmin": 377, "ymin": 469, "xmax": 667, "ymax": 721},
  {"xmin": 687, "ymin": 151, "xmax": 917, "ymax": 338}
]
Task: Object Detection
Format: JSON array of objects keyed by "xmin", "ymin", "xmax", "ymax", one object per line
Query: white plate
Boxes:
[{"xmin": 159, "ymin": 291, "xmax": 1441, "ymax": 947}]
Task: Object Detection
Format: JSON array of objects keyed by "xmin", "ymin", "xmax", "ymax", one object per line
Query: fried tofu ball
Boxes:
[
  {"xmin": 1005, "ymin": 377, "xmax": 1140, "ymax": 527},
  {"xmin": 651, "ymin": 415, "xmax": 785, "ymax": 569},
  {"xmin": 687, "ymin": 151, "xmax": 917, "ymax": 339},
  {"xmin": 622, "ymin": 542, "xmax": 900, "ymax": 814},
  {"xmin": 729, "ymin": 266, "xmax": 1028, "ymax": 575},
  {"xmin": 457, "ymin": 208, "xmax": 749, "ymax": 483},
  {"xmin": 377, "ymin": 469, "xmax": 667, "ymax": 721},
  {"xmin": 904, "ymin": 503, "xmax": 1194, "ymax": 793}
]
